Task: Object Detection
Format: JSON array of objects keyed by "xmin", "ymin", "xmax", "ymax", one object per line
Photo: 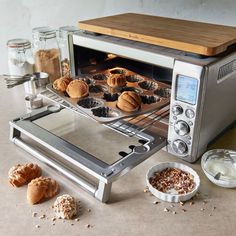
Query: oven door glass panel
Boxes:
[{"xmin": 33, "ymin": 109, "xmax": 140, "ymax": 165}]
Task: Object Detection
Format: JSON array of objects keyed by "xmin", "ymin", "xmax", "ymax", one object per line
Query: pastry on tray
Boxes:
[
  {"xmin": 66, "ymin": 79, "xmax": 89, "ymax": 98},
  {"xmin": 117, "ymin": 91, "xmax": 142, "ymax": 112},
  {"xmin": 107, "ymin": 74, "xmax": 126, "ymax": 88},
  {"xmin": 53, "ymin": 194, "xmax": 77, "ymax": 219},
  {"xmin": 53, "ymin": 76, "xmax": 71, "ymax": 92},
  {"xmin": 27, "ymin": 176, "xmax": 60, "ymax": 204},
  {"xmin": 8, "ymin": 163, "xmax": 42, "ymax": 187}
]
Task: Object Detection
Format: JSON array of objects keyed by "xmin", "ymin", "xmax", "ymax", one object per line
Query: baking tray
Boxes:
[{"xmin": 46, "ymin": 67, "xmax": 171, "ymax": 124}]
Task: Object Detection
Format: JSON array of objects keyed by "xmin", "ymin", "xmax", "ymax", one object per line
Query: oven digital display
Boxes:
[{"xmin": 175, "ymin": 75, "xmax": 198, "ymax": 105}]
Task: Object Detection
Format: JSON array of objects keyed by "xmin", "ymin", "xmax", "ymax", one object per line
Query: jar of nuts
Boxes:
[{"xmin": 58, "ymin": 26, "xmax": 79, "ymax": 77}]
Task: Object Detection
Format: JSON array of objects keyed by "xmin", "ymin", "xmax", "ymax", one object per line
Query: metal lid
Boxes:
[
  {"xmin": 59, "ymin": 26, "xmax": 79, "ymax": 38},
  {"xmin": 7, "ymin": 38, "xmax": 31, "ymax": 49},
  {"xmin": 32, "ymin": 26, "xmax": 56, "ymax": 39}
]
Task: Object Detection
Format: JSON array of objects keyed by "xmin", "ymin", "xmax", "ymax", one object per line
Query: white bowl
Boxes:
[
  {"xmin": 201, "ymin": 149, "xmax": 236, "ymax": 188},
  {"xmin": 146, "ymin": 162, "xmax": 200, "ymax": 203}
]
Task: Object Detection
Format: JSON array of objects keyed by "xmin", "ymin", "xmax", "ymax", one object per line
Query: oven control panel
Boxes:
[{"xmin": 168, "ymin": 60, "xmax": 203, "ymax": 162}]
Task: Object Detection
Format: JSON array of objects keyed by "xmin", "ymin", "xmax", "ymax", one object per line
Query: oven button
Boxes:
[
  {"xmin": 174, "ymin": 120, "xmax": 190, "ymax": 136},
  {"xmin": 172, "ymin": 139, "xmax": 188, "ymax": 155},
  {"xmin": 185, "ymin": 109, "xmax": 195, "ymax": 119},
  {"xmin": 172, "ymin": 105, "xmax": 183, "ymax": 116}
]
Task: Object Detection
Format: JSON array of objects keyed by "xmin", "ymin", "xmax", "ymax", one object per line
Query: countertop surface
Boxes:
[{"xmin": 1, "ymin": 80, "xmax": 236, "ymax": 236}]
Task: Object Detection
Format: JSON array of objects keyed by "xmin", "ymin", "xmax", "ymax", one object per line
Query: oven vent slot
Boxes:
[{"xmin": 217, "ymin": 60, "xmax": 236, "ymax": 81}]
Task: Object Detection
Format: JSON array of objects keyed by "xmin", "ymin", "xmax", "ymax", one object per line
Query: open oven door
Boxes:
[{"xmin": 9, "ymin": 90, "xmax": 168, "ymax": 203}]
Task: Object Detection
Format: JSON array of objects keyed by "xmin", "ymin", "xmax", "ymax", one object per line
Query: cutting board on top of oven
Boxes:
[{"xmin": 79, "ymin": 13, "xmax": 236, "ymax": 56}]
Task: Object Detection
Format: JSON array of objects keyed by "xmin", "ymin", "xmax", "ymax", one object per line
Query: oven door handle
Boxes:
[{"xmin": 12, "ymin": 137, "xmax": 98, "ymax": 195}]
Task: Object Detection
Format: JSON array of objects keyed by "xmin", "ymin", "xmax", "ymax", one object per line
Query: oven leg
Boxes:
[
  {"xmin": 95, "ymin": 181, "xmax": 112, "ymax": 203},
  {"xmin": 9, "ymin": 126, "xmax": 21, "ymax": 141}
]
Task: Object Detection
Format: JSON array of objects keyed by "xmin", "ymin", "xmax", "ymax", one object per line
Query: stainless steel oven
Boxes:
[
  {"xmin": 9, "ymin": 30, "xmax": 236, "ymax": 202},
  {"xmin": 69, "ymin": 31, "xmax": 236, "ymax": 162}
]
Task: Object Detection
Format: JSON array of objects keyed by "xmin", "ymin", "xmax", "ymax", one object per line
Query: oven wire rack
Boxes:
[{"xmin": 40, "ymin": 89, "xmax": 169, "ymax": 138}]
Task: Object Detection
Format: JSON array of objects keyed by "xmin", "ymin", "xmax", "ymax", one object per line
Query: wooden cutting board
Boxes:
[{"xmin": 79, "ymin": 13, "xmax": 236, "ymax": 56}]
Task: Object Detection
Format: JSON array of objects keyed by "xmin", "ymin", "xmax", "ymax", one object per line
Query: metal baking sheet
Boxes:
[{"xmin": 46, "ymin": 67, "xmax": 170, "ymax": 124}]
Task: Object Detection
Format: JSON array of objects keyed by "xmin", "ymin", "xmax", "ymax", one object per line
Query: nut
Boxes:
[
  {"xmin": 32, "ymin": 212, "xmax": 37, "ymax": 217},
  {"xmin": 149, "ymin": 168, "xmax": 195, "ymax": 195},
  {"xmin": 39, "ymin": 214, "xmax": 46, "ymax": 219},
  {"xmin": 153, "ymin": 201, "xmax": 159, "ymax": 205},
  {"xmin": 163, "ymin": 208, "xmax": 169, "ymax": 212}
]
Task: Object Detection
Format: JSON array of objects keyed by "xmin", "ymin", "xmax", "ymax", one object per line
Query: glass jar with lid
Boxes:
[
  {"xmin": 58, "ymin": 26, "xmax": 79, "ymax": 77},
  {"xmin": 7, "ymin": 38, "xmax": 34, "ymax": 76},
  {"xmin": 32, "ymin": 26, "xmax": 61, "ymax": 82}
]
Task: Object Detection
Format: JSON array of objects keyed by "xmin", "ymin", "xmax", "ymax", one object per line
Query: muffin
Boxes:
[
  {"xmin": 53, "ymin": 194, "xmax": 77, "ymax": 219},
  {"xmin": 27, "ymin": 176, "xmax": 60, "ymax": 204},
  {"xmin": 53, "ymin": 76, "xmax": 71, "ymax": 92},
  {"xmin": 107, "ymin": 74, "xmax": 126, "ymax": 88},
  {"xmin": 117, "ymin": 91, "xmax": 142, "ymax": 112},
  {"xmin": 66, "ymin": 79, "xmax": 89, "ymax": 98},
  {"xmin": 8, "ymin": 163, "xmax": 42, "ymax": 187}
]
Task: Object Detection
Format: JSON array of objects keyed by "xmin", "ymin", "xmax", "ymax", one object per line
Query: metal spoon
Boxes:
[{"xmin": 214, "ymin": 172, "xmax": 222, "ymax": 180}]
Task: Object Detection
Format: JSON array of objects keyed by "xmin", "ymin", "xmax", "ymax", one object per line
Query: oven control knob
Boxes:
[
  {"xmin": 185, "ymin": 109, "xmax": 195, "ymax": 119},
  {"xmin": 172, "ymin": 139, "xmax": 188, "ymax": 155},
  {"xmin": 172, "ymin": 105, "xmax": 183, "ymax": 116},
  {"xmin": 174, "ymin": 120, "xmax": 190, "ymax": 136}
]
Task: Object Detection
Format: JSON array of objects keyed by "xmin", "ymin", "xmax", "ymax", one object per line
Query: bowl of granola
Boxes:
[{"xmin": 146, "ymin": 162, "xmax": 200, "ymax": 202}]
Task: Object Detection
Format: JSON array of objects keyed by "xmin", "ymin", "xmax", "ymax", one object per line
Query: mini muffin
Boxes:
[
  {"xmin": 107, "ymin": 74, "xmax": 126, "ymax": 88},
  {"xmin": 53, "ymin": 76, "xmax": 71, "ymax": 92},
  {"xmin": 8, "ymin": 163, "xmax": 42, "ymax": 187},
  {"xmin": 117, "ymin": 91, "xmax": 142, "ymax": 112},
  {"xmin": 66, "ymin": 79, "xmax": 89, "ymax": 98},
  {"xmin": 27, "ymin": 176, "xmax": 60, "ymax": 204},
  {"xmin": 53, "ymin": 194, "xmax": 77, "ymax": 219}
]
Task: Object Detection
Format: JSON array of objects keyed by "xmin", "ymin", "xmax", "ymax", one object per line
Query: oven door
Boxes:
[{"xmin": 10, "ymin": 97, "xmax": 167, "ymax": 202}]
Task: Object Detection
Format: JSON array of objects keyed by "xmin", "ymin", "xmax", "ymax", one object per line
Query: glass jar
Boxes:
[
  {"xmin": 32, "ymin": 27, "xmax": 61, "ymax": 82},
  {"xmin": 58, "ymin": 26, "xmax": 79, "ymax": 77},
  {"xmin": 7, "ymin": 38, "xmax": 34, "ymax": 76}
]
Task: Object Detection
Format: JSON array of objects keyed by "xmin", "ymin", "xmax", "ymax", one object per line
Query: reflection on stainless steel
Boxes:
[{"xmin": 33, "ymin": 109, "xmax": 141, "ymax": 165}]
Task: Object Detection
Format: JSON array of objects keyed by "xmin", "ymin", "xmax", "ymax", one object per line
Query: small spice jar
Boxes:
[
  {"xmin": 58, "ymin": 26, "xmax": 79, "ymax": 77},
  {"xmin": 32, "ymin": 27, "xmax": 61, "ymax": 82},
  {"xmin": 7, "ymin": 38, "xmax": 34, "ymax": 76}
]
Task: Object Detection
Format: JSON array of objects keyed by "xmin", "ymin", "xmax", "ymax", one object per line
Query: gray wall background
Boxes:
[{"xmin": 1, "ymin": 0, "xmax": 236, "ymax": 73}]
